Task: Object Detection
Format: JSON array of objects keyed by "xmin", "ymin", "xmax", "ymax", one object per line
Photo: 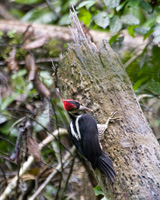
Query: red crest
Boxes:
[{"xmin": 62, "ymin": 99, "xmax": 79, "ymax": 111}]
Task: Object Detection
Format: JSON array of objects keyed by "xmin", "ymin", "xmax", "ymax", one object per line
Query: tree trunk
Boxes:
[{"xmin": 58, "ymin": 12, "xmax": 160, "ymax": 200}]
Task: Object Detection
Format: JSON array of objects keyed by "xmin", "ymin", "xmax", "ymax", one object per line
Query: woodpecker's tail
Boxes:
[{"xmin": 97, "ymin": 152, "xmax": 116, "ymax": 183}]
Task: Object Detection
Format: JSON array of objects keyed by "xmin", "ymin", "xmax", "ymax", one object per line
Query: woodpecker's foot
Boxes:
[
  {"xmin": 105, "ymin": 111, "xmax": 123, "ymax": 124},
  {"xmin": 97, "ymin": 112, "xmax": 122, "ymax": 137}
]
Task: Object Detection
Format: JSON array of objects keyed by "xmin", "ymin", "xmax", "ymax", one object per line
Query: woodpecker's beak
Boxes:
[{"xmin": 79, "ymin": 105, "xmax": 93, "ymax": 112}]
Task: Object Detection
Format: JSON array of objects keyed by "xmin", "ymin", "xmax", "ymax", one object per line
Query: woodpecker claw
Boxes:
[
  {"xmin": 97, "ymin": 112, "xmax": 122, "ymax": 137},
  {"xmin": 107, "ymin": 111, "xmax": 123, "ymax": 123}
]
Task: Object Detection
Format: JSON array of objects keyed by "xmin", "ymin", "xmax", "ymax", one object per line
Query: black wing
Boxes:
[
  {"xmin": 78, "ymin": 113, "xmax": 102, "ymax": 168},
  {"xmin": 68, "ymin": 114, "xmax": 116, "ymax": 182}
]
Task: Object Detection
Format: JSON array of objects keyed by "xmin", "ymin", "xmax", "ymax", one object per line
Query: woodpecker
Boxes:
[{"xmin": 63, "ymin": 99, "xmax": 116, "ymax": 183}]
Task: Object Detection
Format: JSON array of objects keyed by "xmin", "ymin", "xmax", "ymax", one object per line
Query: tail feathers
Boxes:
[{"xmin": 97, "ymin": 152, "xmax": 116, "ymax": 183}]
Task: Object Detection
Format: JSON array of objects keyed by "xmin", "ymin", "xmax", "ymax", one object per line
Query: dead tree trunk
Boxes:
[{"xmin": 58, "ymin": 11, "xmax": 160, "ymax": 200}]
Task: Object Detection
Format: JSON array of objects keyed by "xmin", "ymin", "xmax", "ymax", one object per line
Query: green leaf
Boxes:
[
  {"xmin": 14, "ymin": 0, "xmax": 43, "ymax": 4},
  {"xmin": 156, "ymin": 16, "xmax": 160, "ymax": 24},
  {"xmin": 33, "ymin": 101, "xmax": 50, "ymax": 132},
  {"xmin": 78, "ymin": 8, "xmax": 92, "ymax": 26},
  {"xmin": 134, "ymin": 27, "xmax": 150, "ymax": 35},
  {"xmin": 58, "ymin": 14, "xmax": 71, "ymax": 25},
  {"xmin": 0, "ymin": 120, "xmax": 14, "ymax": 134},
  {"xmin": 121, "ymin": 14, "xmax": 140, "ymax": 25},
  {"xmin": 94, "ymin": 12, "xmax": 109, "ymax": 29},
  {"xmin": 40, "ymin": 71, "xmax": 53, "ymax": 87},
  {"xmin": 128, "ymin": 25, "xmax": 138, "ymax": 37},
  {"xmin": 147, "ymin": 80, "xmax": 160, "ymax": 94},
  {"xmin": 94, "ymin": 185, "xmax": 104, "ymax": 196},
  {"xmin": 0, "ymin": 114, "xmax": 7, "ymax": 124},
  {"xmin": 76, "ymin": 0, "xmax": 96, "ymax": 10},
  {"xmin": 128, "ymin": 0, "xmax": 140, "ymax": 7},
  {"xmin": 139, "ymin": 0, "xmax": 152, "ymax": 13},
  {"xmin": 0, "ymin": 31, "xmax": 3, "ymax": 37},
  {"xmin": 142, "ymin": 16, "xmax": 156, "ymax": 28},
  {"xmin": 155, "ymin": 5, "xmax": 160, "ymax": 13},
  {"xmin": 1, "ymin": 93, "xmax": 19, "ymax": 111},
  {"xmin": 104, "ymin": 0, "xmax": 120, "ymax": 8},
  {"xmin": 153, "ymin": 25, "xmax": 160, "ymax": 35},
  {"xmin": 153, "ymin": 27, "xmax": 160, "ymax": 43},
  {"xmin": 144, "ymin": 29, "xmax": 153, "ymax": 40},
  {"xmin": 22, "ymin": 7, "xmax": 57, "ymax": 24},
  {"xmin": 7, "ymin": 30, "xmax": 17, "ymax": 39},
  {"xmin": 109, "ymin": 33, "xmax": 120, "ymax": 45},
  {"xmin": 110, "ymin": 16, "xmax": 122, "ymax": 33},
  {"xmin": 10, "ymin": 9, "xmax": 25, "ymax": 19},
  {"xmin": 133, "ymin": 77, "xmax": 149, "ymax": 91},
  {"xmin": 116, "ymin": 0, "xmax": 127, "ymax": 12},
  {"xmin": 11, "ymin": 69, "xmax": 27, "ymax": 79}
]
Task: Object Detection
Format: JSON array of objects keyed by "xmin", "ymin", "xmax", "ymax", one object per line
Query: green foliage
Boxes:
[
  {"xmin": 0, "ymin": 120, "xmax": 14, "ymax": 134},
  {"xmin": 121, "ymin": 14, "xmax": 140, "ymax": 25},
  {"xmin": 128, "ymin": 25, "xmax": 138, "ymax": 37},
  {"xmin": 104, "ymin": 0, "xmax": 120, "ymax": 9},
  {"xmin": 1, "ymin": 0, "xmax": 160, "ymax": 198},
  {"xmin": 76, "ymin": 0, "xmax": 96, "ymax": 10},
  {"xmin": 11, "ymin": 0, "xmax": 160, "ymax": 50},
  {"xmin": 22, "ymin": 7, "xmax": 58, "ymax": 24},
  {"xmin": 14, "ymin": 0, "xmax": 43, "ymax": 4},
  {"xmin": 43, "ymin": 185, "xmax": 57, "ymax": 200},
  {"xmin": 3, "ymin": 0, "xmax": 160, "ymax": 124},
  {"xmin": 110, "ymin": 16, "xmax": 122, "ymax": 33},
  {"xmin": 79, "ymin": 8, "xmax": 92, "ymax": 26},
  {"xmin": 58, "ymin": 13, "xmax": 71, "ymax": 25},
  {"xmin": 94, "ymin": 184, "xmax": 104, "ymax": 196},
  {"xmin": 94, "ymin": 12, "xmax": 110, "ymax": 29},
  {"xmin": 76, "ymin": 0, "xmax": 160, "ymax": 95},
  {"xmin": 125, "ymin": 44, "xmax": 160, "ymax": 94},
  {"xmin": 109, "ymin": 33, "xmax": 120, "ymax": 45},
  {"xmin": 139, "ymin": 1, "xmax": 152, "ymax": 13}
]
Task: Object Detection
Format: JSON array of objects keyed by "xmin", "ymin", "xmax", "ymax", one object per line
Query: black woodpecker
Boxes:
[{"xmin": 63, "ymin": 99, "xmax": 116, "ymax": 183}]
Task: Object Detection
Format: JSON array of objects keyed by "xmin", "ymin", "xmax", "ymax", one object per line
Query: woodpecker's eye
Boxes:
[{"xmin": 63, "ymin": 99, "xmax": 80, "ymax": 111}]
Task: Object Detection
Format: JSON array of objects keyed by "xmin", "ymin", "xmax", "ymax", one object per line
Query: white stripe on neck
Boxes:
[
  {"xmin": 70, "ymin": 115, "xmax": 82, "ymax": 140},
  {"xmin": 75, "ymin": 115, "xmax": 82, "ymax": 140}
]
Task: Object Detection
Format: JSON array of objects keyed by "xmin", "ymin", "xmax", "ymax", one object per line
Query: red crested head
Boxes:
[{"xmin": 62, "ymin": 99, "xmax": 80, "ymax": 111}]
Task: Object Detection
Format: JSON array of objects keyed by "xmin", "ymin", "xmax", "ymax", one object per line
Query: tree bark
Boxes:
[{"xmin": 58, "ymin": 12, "xmax": 160, "ymax": 200}]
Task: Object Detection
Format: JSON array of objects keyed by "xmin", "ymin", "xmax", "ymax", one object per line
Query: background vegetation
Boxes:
[{"xmin": 0, "ymin": 0, "xmax": 160, "ymax": 199}]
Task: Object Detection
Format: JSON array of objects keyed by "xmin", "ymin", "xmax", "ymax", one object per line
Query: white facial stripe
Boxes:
[
  {"xmin": 70, "ymin": 115, "xmax": 82, "ymax": 141},
  {"xmin": 70, "ymin": 122, "xmax": 79, "ymax": 140},
  {"xmin": 75, "ymin": 115, "xmax": 82, "ymax": 140}
]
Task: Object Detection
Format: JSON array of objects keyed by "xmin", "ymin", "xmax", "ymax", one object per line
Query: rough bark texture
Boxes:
[{"xmin": 58, "ymin": 14, "xmax": 160, "ymax": 200}]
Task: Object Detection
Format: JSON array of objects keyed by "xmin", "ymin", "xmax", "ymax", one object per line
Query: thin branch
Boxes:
[
  {"xmin": 15, "ymin": 163, "xmax": 21, "ymax": 199},
  {"xmin": 28, "ymin": 146, "xmax": 75, "ymax": 200},
  {"xmin": 137, "ymin": 94, "xmax": 152, "ymax": 101},
  {"xmin": 0, "ymin": 3, "xmax": 16, "ymax": 20},
  {"xmin": 29, "ymin": 116, "xmax": 71, "ymax": 154},
  {"xmin": 59, "ymin": 157, "xmax": 75, "ymax": 200},
  {"xmin": 0, "ymin": 128, "xmax": 67, "ymax": 200},
  {"xmin": 10, "ymin": 125, "xmax": 24, "ymax": 163},
  {"xmin": 51, "ymin": 100, "xmax": 64, "ymax": 199},
  {"xmin": 124, "ymin": 50, "xmax": 142, "ymax": 68},
  {"xmin": 0, "ymin": 166, "xmax": 8, "ymax": 187},
  {"xmin": 45, "ymin": 0, "xmax": 59, "ymax": 18},
  {"xmin": 0, "ymin": 58, "xmax": 59, "ymax": 66}
]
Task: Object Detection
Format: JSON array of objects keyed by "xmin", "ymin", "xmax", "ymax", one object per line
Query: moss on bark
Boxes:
[{"xmin": 58, "ymin": 39, "xmax": 160, "ymax": 200}]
